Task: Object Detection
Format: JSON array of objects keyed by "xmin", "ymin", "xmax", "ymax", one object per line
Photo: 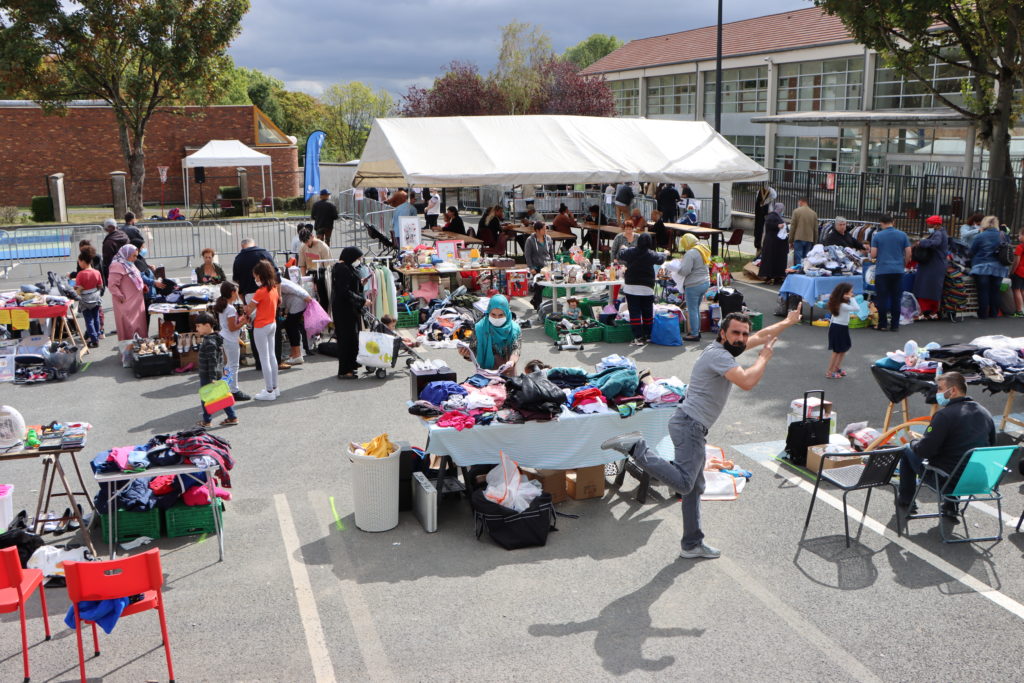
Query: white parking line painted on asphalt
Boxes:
[
  {"xmin": 718, "ymin": 556, "xmax": 883, "ymax": 683},
  {"xmin": 731, "ymin": 445, "xmax": 1024, "ymax": 623},
  {"xmin": 274, "ymin": 493, "xmax": 338, "ymax": 683},
  {"xmin": 308, "ymin": 489, "xmax": 395, "ymax": 682}
]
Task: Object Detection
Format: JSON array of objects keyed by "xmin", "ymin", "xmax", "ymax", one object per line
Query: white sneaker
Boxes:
[
  {"xmin": 273, "ymin": 388, "xmax": 281, "ymax": 398},
  {"xmin": 253, "ymin": 389, "xmax": 276, "ymax": 401},
  {"xmin": 679, "ymin": 543, "xmax": 721, "ymax": 560},
  {"xmin": 288, "ymin": 355, "xmax": 304, "ymax": 365}
]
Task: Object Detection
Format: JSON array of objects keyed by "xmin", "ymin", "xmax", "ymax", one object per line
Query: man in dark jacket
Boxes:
[
  {"xmin": 898, "ymin": 371, "xmax": 996, "ymax": 520},
  {"xmin": 101, "ymin": 217, "xmax": 129, "ymax": 285},
  {"xmin": 122, "ymin": 211, "xmax": 144, "ymax": 245},
  {"xmin": 311, "ymin": 189, "xmax": 340, "ymax": 245},
  {"xmin": 657, "ymin": 184, "xmax": 680, "ymax": 223},
  {"xmin": 821, "ymin": 217, "xmax": 866, "ymax": 252},
  {"xmin": 232, "ymin": 238, "xmax": 277, "ymax": 371}
]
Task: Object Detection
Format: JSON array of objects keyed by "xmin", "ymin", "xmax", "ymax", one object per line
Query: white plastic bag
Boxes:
[
  {"xmin": 356, "ymin": 330, "xmax": 396, "ymax": 369},
  {"xmin": 28, "ymin": 545, "xmax": 92, "ymax": 578},
  {"xmin": 484, "ymin": 451, "xmax": 542, "ymax": 511}
]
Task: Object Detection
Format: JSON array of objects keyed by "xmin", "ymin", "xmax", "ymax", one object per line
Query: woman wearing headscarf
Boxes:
[
  {"xmin": 107, "ymin": 243, "xmax": 148, "ymax": 340},
  {"xmin": 331, "ymin": 246, "xmax": 366, "ymax": 379},
  {"xmin": 458, "ymin": 294, "xmax": 521, "ymax": 376},
  {"xmin": 758, "ymin": 202, "xmax": 789, "ymax": 285},
  {"xmin": 913, "ymin": 215, "xmax": 949, "ymax": 319},
  {"xmin": 665, "ymin": 233, "xmax": 711, "ymax": 341},
  {"xmin": 618, "ymin": 233, "xmax": 666, "ymax": 345}
]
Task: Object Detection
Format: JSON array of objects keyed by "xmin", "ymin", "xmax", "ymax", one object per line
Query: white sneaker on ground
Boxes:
[
  {"xmin": 273, "ymin": 388, "xmax": 281, "ymax": 398},
  {"xmin": 288, "ymin": 355, "xmax": 304, "ymax": 365},
  {"xmin": 253, "ymin": 389, "xmax": 276, "ymax": 401},
  {"xmin": 600, "ymin": 431, "xmax": 643, "ymax": 457},
  {"xmin": 679, "ymin": 543, "xmax": 721, "ymax": 560}
]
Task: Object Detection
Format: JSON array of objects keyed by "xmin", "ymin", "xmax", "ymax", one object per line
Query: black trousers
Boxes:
[
  {"xmin": 425, "ymin": 214, "xmax": 439, "ymax": 228},
  {"xmin": 284, "ymin": 312, "xmax": 309, "ymax": 352},
  {"xmin": 335, "ymin": 313, "xmax": 360, "ymax": 375},
  {"xmin": 312, "ymin": 268, "xmax": 330, "ymax": 312},
  {"xmin": 624, "ymin": 293, "xmax": 655, "ymax": 339},
  {"xmin": 530, "ymin": 279, "xmax": 544, "ymax": 309}
]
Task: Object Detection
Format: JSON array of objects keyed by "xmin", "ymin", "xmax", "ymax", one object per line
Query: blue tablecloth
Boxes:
[
  {"xmin": 778, "ymin": 274, "xmax": 863, "ymax": 305},
  {"xmin": 425, "ymin": 406, "xmax": 676, "ymax": 468}
]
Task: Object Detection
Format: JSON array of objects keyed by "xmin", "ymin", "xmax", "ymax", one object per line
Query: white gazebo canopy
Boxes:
[
  {"xmin": 352, "ymin": 115, "xmax": 769, "ymax": 187},
  {"xmin": 181, "ymin": 140, "xmax": 274, "ymax": 216}
]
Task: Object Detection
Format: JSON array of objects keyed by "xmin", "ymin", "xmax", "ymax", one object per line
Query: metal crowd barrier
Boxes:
[{"xmin": 0, "ymin": 223, "xmax": 104, "ymax": 279}]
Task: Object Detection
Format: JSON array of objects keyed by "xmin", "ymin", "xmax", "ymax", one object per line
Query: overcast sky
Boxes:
[{"xmin": 229, "ymin": 0, "xmax": 810, "ymax": 98}]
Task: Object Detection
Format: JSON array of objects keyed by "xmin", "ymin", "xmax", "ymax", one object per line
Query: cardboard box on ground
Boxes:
[
  {"xmin": 521, "ymin": 465, "xmax": 607, "ymax": 502},
  {"xmin": 806, "ymin": 444, "xmax": 863, "ymax": 474}
]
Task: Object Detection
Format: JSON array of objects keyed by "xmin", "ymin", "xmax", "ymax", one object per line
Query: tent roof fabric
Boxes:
[
  {"xmin": 183, "ymin": 139, "xmax": 271, "ymax": 168},
  {"xmin": 353, "ymin": 115, "xmax": 767, "ymax": 187}
]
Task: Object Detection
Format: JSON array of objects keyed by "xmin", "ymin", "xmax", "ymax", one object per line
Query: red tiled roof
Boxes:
[{"xmin": 582, "ymin": 7, "xmax": 855, "ymax": 75}]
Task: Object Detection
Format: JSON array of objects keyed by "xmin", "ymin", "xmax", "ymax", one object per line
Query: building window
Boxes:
[
  {"xmin": 608, "ymin": 79, "xmax": 640, "ymax": 117},
  {"xmin": 646, "ymin": 74, "xmax": 696, "ymax": 116},
  {"xmin": 776, "ymin": 58, "xmax": 864, "ymax": 112},
  {"xmin": 774, "ymin": 135, "xmax": 842, "ymax": 173},
  {"xmin": 873, "ymin": 51, "xmax": 969, "ymax": 109},
  {"xmin": 254, "ymin": 108, "xmax": 290, "ymax": 145},
  {"xmin": 725, "ymin": 135, "xmax": 765, "ymax": 164},
  {"xmin": 703, "ymin": 66, "xmax": 768, "ymax": 115}
]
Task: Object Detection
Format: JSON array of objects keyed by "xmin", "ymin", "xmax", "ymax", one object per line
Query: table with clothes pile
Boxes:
[
  {"xmin": 90, "ymin": 427, "xmax": 235, "ymax": 560},
  {"xmin": 869, "ymin": 334, "xmax": 1024, "ymax": 430},
  {"xmin": 410, "ymin": 354, "xmax": 687, "ymax": 470}
]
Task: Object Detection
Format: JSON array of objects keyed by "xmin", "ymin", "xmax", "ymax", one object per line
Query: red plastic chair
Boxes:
[
  {"xmin": 0, "ymin": 546, "xmax": 52, "ymax": 683},
  {"xmin": 64, "ymin": 549, "xmax": 174, "ymax": 683}
]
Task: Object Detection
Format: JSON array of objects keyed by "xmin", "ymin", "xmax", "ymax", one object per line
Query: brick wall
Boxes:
[{"xmin": 0, "ymin": 104, "xmax": 300, "ymax": 208}]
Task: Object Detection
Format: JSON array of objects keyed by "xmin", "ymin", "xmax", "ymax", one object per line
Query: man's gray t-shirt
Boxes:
[{"xmin": 679, "ymin": 342, "xmax": 739, "ymax": 429}]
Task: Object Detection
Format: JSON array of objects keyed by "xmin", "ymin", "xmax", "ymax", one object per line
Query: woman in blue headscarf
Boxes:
[{"xmin": 458, "ymin": 294, "xmax": 521, "ymax": 376}]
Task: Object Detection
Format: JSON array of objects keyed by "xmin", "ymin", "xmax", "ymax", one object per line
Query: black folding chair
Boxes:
[
  {"xmin": 803, "ymin": 446, "xmax": 904, "ymax": 547},
  {"xmin": 366, "ymin": 223, "xmax": 398, "ymax": 257}
]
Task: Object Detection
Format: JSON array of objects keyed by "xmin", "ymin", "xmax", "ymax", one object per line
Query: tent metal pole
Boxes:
[{"xmin": 267, "ymin": 163, "xmax": 275, "ymax": 216}]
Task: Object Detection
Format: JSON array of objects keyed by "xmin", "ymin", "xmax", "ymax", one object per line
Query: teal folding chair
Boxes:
[{"xmin": 906, "ymin": 445, "xmax": 1017, "ymax": 543}]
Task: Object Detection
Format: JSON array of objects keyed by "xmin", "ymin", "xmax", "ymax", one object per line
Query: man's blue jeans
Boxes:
[
  {"xmin": 632, "ymin": 411, "xmax": 707, "ymax": 550},
  {"xmin": 793, "ymin": 240, "xmax": 813, "ymax": 267}
]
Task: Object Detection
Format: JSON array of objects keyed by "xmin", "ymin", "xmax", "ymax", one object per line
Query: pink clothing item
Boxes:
[
  {"xmin": 474, "ymin": 383, "xmax": 507, "ymax": 409},
  {"xmin": 437, "ymin": 411, "xmax": 475, "ymax": 431},
  {"xmin": 182, "ymin": 485, "xmax": 233, "ymax": 506},
  {"xmin": 109, "ymin": 261, "xmax": 148, "ymax": 341},
  {"xmin": 106, "ymin": 446, "xmax": 134, "ymax": 470}
]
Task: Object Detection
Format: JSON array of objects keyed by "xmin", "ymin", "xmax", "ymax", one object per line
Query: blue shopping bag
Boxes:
[{"xmin": 650, "ymin": 311, "xmax": 682, "ymax": 346}]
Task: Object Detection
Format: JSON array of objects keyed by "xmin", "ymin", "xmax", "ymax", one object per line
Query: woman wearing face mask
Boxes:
[
  {"xmin": 458, "ymin": 294, "xmax": 521, "ymax": 376},
  {"xmin": 912, "ymin": 215, "xmax": 949, "ymax": 320},
  {"xmin": 331, "ymin": 246, "xmax": 366, "ymax": 379}
]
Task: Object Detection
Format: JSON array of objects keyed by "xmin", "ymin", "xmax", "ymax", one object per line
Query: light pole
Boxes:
[{"xmin": 711, "ymin": 0, "xmax": 723, "ymax": 252}]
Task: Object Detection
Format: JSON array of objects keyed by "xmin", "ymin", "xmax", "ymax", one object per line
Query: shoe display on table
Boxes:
[{"xmin": 679, "ymin": 543, "xmax": 721, "ymax": 559}]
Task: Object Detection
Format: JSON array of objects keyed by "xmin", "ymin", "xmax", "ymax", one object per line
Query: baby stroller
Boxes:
[{"xmin": 359, "ymin": 309, "xmax": 424, "ymax": 378}]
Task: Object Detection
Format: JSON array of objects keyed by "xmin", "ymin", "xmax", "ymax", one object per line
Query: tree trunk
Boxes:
[
  {"xmin": 127, "ymin": 144, "xmax": 146, "ymax": 216},
  {"xmin": 986, "ymin": 71, "xmax": 1017, "ymax": 222}
]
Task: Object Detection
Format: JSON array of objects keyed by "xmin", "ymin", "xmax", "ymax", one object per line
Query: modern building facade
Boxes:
[{"xmin": 583, "ymin": 7, "xmax": 1023, "ymax": 180}]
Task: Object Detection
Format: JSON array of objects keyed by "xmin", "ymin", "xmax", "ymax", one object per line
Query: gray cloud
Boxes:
[{"xmin": 229, "ymin": 0, "xmax": 811, "ymax": 98}]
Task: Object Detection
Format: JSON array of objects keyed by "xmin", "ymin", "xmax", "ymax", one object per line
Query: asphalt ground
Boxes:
[{"xmin": 3, "ymin": 249, "xmax": 1024, "ymax": 681}]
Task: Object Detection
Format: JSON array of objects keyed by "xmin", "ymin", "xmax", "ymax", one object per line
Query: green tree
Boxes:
[
  {"xmin": 562, "ymin": 33, "xmax": 623, "ymax": 70},
  {"xmin": 278, "ymin": 90, "xmax": 329, "ymax": 153},
  {"xmin": 494, "ymin": 21, "xmax": 554, "ymax": 114},
  {"xmin": 0, "ymin": 0, "xmax": 249, "ymax": 214},
  {"xmin": 323, "ymin": 82, "xmax": 393, "ymax": 162},
  {"xmin": 816, "ymin": 0, "xmax": 1023, "ymax": 218}
]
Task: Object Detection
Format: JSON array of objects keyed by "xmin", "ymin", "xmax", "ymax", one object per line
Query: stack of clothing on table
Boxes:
[
  {"xmin": 91, "ymin": 428, "xmax": 235, "ymax": 513},
  {"xmin": 419, "ymin": 305, "xmax": 476, "ymax": 344},
  {"xmin": 799, "ymin": 244, "xmax": 863, "ymax": 276}
]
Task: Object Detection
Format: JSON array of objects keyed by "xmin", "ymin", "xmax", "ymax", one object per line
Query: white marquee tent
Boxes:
[
  {"xmin": 181, "ymin": 140, "xmax": 274, "ymax": 215},
  {"xmin": 352, "ymin": 115, "xmax": 769, "ymax": 188}
]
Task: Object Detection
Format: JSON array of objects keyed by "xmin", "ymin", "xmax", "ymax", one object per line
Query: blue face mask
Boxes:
[
  {"xmin": 936, "ymin": 389, "xmax": 951, "ymax": 407},
  {"xmin": 140, "ymin": 248, "xmax": 148, "ymax": 257}
]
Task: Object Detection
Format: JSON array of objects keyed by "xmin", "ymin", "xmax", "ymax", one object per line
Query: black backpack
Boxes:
[{"xmin": 471, "ymin": 490, "xmax": 557, "ymax": 550}]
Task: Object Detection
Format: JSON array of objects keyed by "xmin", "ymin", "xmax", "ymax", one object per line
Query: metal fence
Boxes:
[
  {"xmin": 734, "ymin": 168, "xmax": 1023, "ymax": 237},
  {"xmin": 1, "ymin": 223, "xmax": 106, "ymax": 278}
]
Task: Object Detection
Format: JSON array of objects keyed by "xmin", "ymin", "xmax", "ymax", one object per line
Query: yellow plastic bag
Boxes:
[{"xmin": 360, "ymin": 433, "xmax": 397, "ymax": 459}]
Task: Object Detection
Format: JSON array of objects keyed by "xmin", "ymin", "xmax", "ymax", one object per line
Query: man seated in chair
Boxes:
[{"xmin": 897, "ymin": 371, "xmax": 996, "ymax": 522}]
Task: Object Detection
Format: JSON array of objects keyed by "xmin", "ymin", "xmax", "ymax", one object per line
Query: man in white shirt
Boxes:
[{"xmin": 425, "ymin": 189, "xmax": 441, "ymax": 228}]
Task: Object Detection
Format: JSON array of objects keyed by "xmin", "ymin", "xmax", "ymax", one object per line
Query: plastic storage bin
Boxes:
[
  {"xmin": 0, "ymin": 484, "xmax": 12, "ymax": 530},
  {"xmin": 396, "ymin": 310, "xmax": 420, "ymax": 329},
  {"xmin": 100, "ymin": 507, "xmax": 162, "ymax": 543},
  {"xmin": 348, "ymin": 445, "xmax": 401, "ymax": 532},
  {"xmin": 164, "ymin": 500, "xmax": 224, "ymax": 538},
  {"xmin": 601, "ymin": 321, "xmax": 633, "ymax": 343}
]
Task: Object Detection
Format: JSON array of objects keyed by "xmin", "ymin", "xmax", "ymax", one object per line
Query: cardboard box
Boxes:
[
  {"xmin": 566, "ymin": 465, "xmax": 606, "ymax": 500},
  {"xmin": 806, "ymin": 445, "xmax": 863, "ymax": 474},
  {"xmin": 789, "ymin": 397, "xmax": 834, "ymax": 419},
  {"xmin": 522, "ymin": 468, "xmax": 567, "ymax": 504}
]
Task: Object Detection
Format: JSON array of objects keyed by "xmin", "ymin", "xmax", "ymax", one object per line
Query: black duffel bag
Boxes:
[
  {"xmin": 716, "ymin": 286, "xmax": 745, "ymax": 316},
  {"xmin": 471, "ymin": 490, "xmax": 557, "ymax": 550}
]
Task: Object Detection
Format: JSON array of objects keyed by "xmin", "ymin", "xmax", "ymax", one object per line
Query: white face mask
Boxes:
[{"xmin": 489, "ymin": 315, "xmax": 507, "ymax": 327}]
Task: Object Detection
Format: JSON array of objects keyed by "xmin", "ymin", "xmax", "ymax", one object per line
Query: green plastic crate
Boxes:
[
  {"xmin": 601, "ymin": 321, "xmax": 634, "ymax": 343},
  {"xmin": 748, "ymin": 311, "xmax": 764, "ymax": 332},
  {"xmin": 164, "ymin": 501, "xmax": 224, "ymax": 538},
  {"xmin": 100, "ymin": 507, "xmax": 162, "ymax": 543},
  {"xmin": 396, "ymin": 310, "xmax": 420, "ymax": 329},
  {"xmin": 541, "ymin": 286, "xmax": 570, "ymax": 298},
  {"xmin": 545, "ymin": 317, "xmax": 604, "ymax": 343}
]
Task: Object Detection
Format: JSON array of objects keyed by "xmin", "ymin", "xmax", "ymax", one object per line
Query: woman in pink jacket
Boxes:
[{"xmin": 107, "ymin": 244, "xmax": 148, "ymax": 340}]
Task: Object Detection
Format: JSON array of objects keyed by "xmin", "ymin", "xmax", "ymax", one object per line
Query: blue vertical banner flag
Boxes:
[{"xmin": 304, "ymin": 130, "xmax": 327, "ymax": 201}]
